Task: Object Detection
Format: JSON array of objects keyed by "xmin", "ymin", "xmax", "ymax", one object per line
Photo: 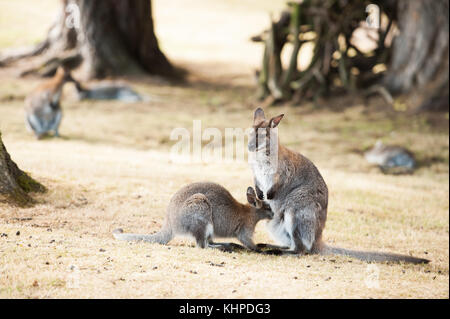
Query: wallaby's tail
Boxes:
[
  {"xmin": 320, "ymin": 244, "xmax": 429, "ymax": 264},
  {"xmin": 112, "ymin": 226, "xmax": 172, "ymax": 245}
]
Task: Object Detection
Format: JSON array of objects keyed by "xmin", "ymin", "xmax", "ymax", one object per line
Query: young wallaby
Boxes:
[
  {"xmin": 25, "ymin": 66, "xmax": 75, "ymax": 139},
  {"xmin": 248, "ymin": 107, "xmax": 429, "ymax": 264},
  {"xmin": 113, "ymin": 182, "xmax": 273, "ymax": 252},
  {"xmin": 364, "ymin": 140, "xmax": 416, "ymax": 174},
  {"xmin": 74, "ymin": 81, "xmax": 142, "ymax": 102}
]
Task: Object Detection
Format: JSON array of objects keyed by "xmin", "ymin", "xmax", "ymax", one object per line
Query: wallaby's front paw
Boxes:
[
  {"xmin": 112, "ymin": 228, "xmax": 124, "ymax": 235},
  {"xmin": 256, "ymin": 187, "xmax": 264, "ymax": 200},
  {"xmin": 266, "ymin": 189, "xmax": 276, "ymax": 200}
]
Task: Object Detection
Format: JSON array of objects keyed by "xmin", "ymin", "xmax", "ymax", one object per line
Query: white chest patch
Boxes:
[{"xmin": 251, "ymin": 161, "xmax": 275, "ymax": 197}]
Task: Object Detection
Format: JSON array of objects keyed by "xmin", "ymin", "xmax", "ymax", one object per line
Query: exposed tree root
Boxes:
[{"xmin": 252, "ymin": 0, "xmax": 448, "ymax": 112}]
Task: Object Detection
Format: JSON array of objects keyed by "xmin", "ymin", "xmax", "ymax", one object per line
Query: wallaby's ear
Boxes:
[
  {"xmin": 269, "ymin": 114, "xmax": 284, "ymax": 128},
  {"xmin": 246, "ymin": 187, "xmax": 257, "ymax": 206},
  {"xmin": 254, "ymin": 107, "xmax": 266, "ymax": 125},
  {"xmin": 55, "ymin": 66, "xmax": 65, "ymax": 76}
]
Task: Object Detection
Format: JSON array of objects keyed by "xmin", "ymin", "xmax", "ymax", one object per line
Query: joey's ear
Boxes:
[
  {"xmin": 246, "ymin": 187, "xmax": 257, "ymax": 206},
  {"xmin": 269, "ymin": 114, "xmax": 284, "ymax": 128},
  {"xmin": 254, "ymin": 107, "xmax": 266, "ymax": 125}
]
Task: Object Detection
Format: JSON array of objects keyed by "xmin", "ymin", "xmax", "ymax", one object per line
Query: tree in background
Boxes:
[
  {"xmin": 383, "ymin": 0, "xmax": 449, "ymax": 111},
  {"xmin": 253, "ymin": 0, "xmax": 449, "ymax": 111},
  {"xmin": 0, "ymin": 133, "xmax": 45, "ymax": 206},
  {"xmin": 0, "ymin": 0, "xmax": 174, "ymax": 79}
]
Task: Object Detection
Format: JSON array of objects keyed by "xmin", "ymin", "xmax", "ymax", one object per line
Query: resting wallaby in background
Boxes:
[
  {"xmin": 364, "ymin": 140, "xmax": 416, "ymax": 174},
  {"xmin": 113, "ymin": 182, "xmax": 273, "ymax": 252},
  {"xmin": 74, "ymin": 81, "xmax": 142, "ymax": 102},
  {"xmin": 25, "ymin": 66, "xmax": 75, "ymax": 139},
  {"xmin": 248, "ymin": 107, "xmax": 429, "ymax": 264}
]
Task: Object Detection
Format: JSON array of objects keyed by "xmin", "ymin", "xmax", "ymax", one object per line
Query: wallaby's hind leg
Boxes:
[
  {"xmin": 193, "ymin": 223, "xmax": 213, "ymax": 249},
  {"xmin": 50, "ymin": 110, "xmax": 62, "ymax": 137},
  {"xmin": 294, "ymin": 204, "xmax": 319, "ymax": 253},
  {"xmin": 177, "ymin": 193, "xmax": 213, "ymax": 249},
  {"xmin": 26, "ymin": 114, "xmax": 46, "ymax": 139},
  {"xmin": 264, "ymin": 205, "xmax": 318, "ymax": 256},
  {"xmin": 195, "ymin": 234, "xmax": 208, "ymax": 248}
]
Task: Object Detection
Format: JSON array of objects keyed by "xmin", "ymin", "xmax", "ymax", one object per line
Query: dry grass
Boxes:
[{"xmin": 0, "ymin": 0, "xmax": 449, "ymax": 299}]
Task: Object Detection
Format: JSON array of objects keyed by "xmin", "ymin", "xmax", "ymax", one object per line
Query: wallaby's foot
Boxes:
[
  {"xmin": 208, "ymin": 242, "xmax": 247, "ymax": 253},
  {"xmin": 256, "ymin": 243, "xmax": 290, "ymax": 250},
  {"xmin": 226, "ymin": 243, "xmax": 247, "ymax": 250},
  {"xmin": 196, "ymin": 237, "xmax": 208, "ymax": 249},
  {"xmin": 263, "ymin": 249, "xmax": 284, "ymax": 256},
  {"xmin": 263, "ymin": 249, "xmax": 301, "ymax": 256},
  {"xmin": 208, "ymin": 243, "xmax": 234, "ymax": 253},
  {"xmin": 113, "ymin": 228, "xmax": 124, "ymax": 235}
]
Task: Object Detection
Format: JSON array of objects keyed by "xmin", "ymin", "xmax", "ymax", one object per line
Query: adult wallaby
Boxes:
[
  {"xmin": 25, "ymin": 66, "xmax": 75, "ymax": 139},
  {"xmin": 74, "ymin": 81, "xmax": 142, "ymax": 102},
  {"xmin": 248, "ymin": 107, "xmax": 429, "ymax": 264},
  {"xmin": 113, "ymin": 182, "xmax": 273, "ymax": 252}
]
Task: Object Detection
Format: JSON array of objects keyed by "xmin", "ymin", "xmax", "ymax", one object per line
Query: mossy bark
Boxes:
[{"xmin": 0, "ymin": 133, "xmax": 45, "ymax": 206}]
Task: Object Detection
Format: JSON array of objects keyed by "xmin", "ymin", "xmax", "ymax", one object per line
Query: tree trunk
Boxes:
[
  {"xmin": 0, "ymin": 133, "xmax": 45, "ymax": 205},
  {"xmin": 383, "ymin": 0, "xmax": 449, "ymax": 111},
  {"xmin": 0, "ymin": 0, "xmax": 174, "ymax": 80},
  {"xmin": 75, "ymin": 0, "xmax": 174, "ymax": 78}
]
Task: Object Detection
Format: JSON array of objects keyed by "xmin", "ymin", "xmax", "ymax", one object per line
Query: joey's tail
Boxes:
[
  {"xmin": 320, "ymin": 244, "xmax": 429, "ymax": 264},
  {"xmin": 112, "ymin": 226, "xmax": 172, "ymax": 245}
]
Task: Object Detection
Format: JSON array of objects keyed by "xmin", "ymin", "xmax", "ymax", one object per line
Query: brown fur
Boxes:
[
  {"xmin": 248, "ymin": 107, "xmax": 429, "ymax": 264},
  {"xmin": 25, "ymin": 67, "xmax": 75, "ymax": 138},
  {"xmin": 113, "ymin": 182, "xmax": 273, "ymax": 252}
]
